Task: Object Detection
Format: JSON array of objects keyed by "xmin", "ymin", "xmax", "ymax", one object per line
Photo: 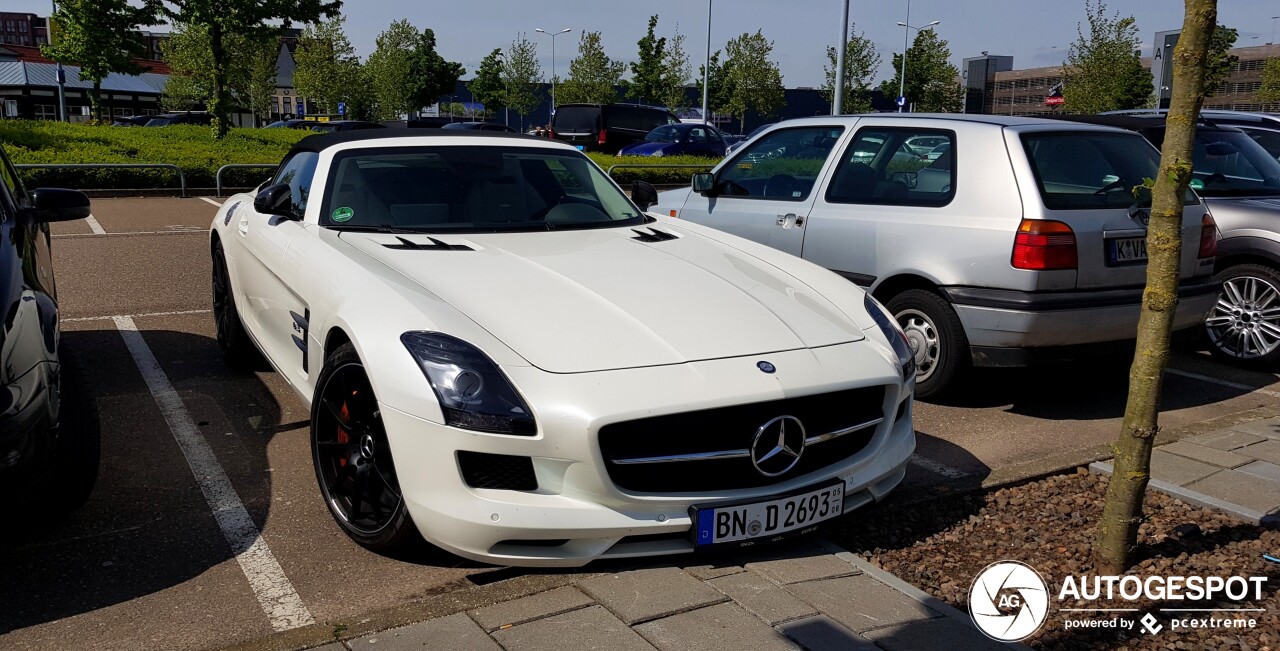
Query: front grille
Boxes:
[
  {"xmin": 457, "ymin": 451, "xmax": 538, "ymax": 491},
  {"xmin": 599, "ymin": 386, "xmax": 886, "ymax": 493}
]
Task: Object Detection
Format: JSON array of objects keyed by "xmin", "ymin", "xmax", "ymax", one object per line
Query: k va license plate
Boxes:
[
  {"xmin": 1109, "ymin": 236, "xmax": 1148, "ymax": 264},
  {"xmin": 691, "ymin": 480, "xmax": 844, "ymax": 547}
]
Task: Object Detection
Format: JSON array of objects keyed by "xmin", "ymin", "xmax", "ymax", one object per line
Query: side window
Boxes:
[
  {"xmin": 717, "ymin": 126, "xmax": 845, "ymax": 200},
  {"xmin": 688, "ymin": 127, "xmax": 708, "ymax": 144},
  {"xmin": 826, "ymin": 128, "xmax": 955, "ymax": 207},
  {"xmin": 1241, "ymin": 128, "xmax": 1280, "ymax": 164},
  {"xmin": 0, "ymin": 148, "xmax": 28, "ymax": 209},
  {"xmin": 272, "ymin": 152, "xmax": 319, "ymax": 217}
]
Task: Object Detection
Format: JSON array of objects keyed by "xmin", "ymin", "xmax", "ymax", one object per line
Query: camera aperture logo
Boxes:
[{"xmin": 970, "ymin": 561, "xmax": 1050, "ymax": 642}]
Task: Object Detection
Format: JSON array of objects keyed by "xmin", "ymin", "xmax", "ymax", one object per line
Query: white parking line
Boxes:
[
  {"xmin": 1165, "ymin": 367, "xmax": 1280, "ymax": 399},
  {"xmin": 200, "ymin": 197, "xmax": 223, "ymax": 207},
  {"xmin": 84, "ymin": 214, "xmax": 106, "ymax": 235},
  {"xmin": 113, "ymin": 316, "xmax": 314, "ymax": 632},
  {"xmin": 62, "ymin": 309, "xmax": 211, "ymax": 323},
  {"xmin": 54, "ymin": 229, "xmax": 206, "ymax": 238},
  {"xmin": 909, "ymin": 453, "xmax": 970, "ymax": 479}
]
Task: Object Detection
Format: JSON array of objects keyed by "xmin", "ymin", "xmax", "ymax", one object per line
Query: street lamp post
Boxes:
[
  {"xmin": 1271, "ymin": 16, "xmax": 1280, "ymax": 45},
  {"xmin": 833, "ymin": 0, "xmax": 849, "ymax": 115},
  {"xmin": 895, "ymin": 0, "xmax": 939, "ymax": 113},
  {"xmin": 50, "ymin": 0, "xmax": 67, "ymax": 122},
  {"xmin": 702, "ymin": 0, "xmax": 712, "ymax": 125},
  {"xmin": 535, "ymin": 27, "xmax": 572, "ymax": 124}
]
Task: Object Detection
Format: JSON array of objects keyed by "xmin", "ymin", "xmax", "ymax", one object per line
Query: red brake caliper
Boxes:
[{"xmin": 337, "ymin": 401, "xmax": 350, "ymax": 467}]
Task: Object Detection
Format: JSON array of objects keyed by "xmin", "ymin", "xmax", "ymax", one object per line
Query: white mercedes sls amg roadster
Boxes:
[{"xmin": 209, "ymin": 131, "xmax": 915, "ymax": 567}]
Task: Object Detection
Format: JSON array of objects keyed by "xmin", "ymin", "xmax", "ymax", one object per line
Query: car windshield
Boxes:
[
  {"xmin": 320, "ymin": 146, "xmax": 646, "ymax": 233},
  {"xmin": 309, "ymin": 124, "xmax": 339, "ymax": 133},
  {"xmin": 645, "ymin": 126, "xmax": 682, "ymax": 143},
  {"xmin": 145, "ymin": 117, "xmax": 173, "ymax": 126},
  {"xmin": 1188, "ymin": 130, "xmax": 1280, "ymax": 198}
]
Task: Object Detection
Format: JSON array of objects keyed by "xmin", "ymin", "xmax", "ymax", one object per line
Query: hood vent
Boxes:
[
  {"xmin": 631, "ymin": 228, "xmax": 680, "ymax": 243},
  {"xmin": 383, "ymin": 236, "xmax": 473, "ymax": 251}
]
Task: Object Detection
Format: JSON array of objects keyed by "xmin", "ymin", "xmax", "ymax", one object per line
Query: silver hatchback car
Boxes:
[{"xmin": 654, "ymin": 115, "xmax": 1219, "ymax": 398}]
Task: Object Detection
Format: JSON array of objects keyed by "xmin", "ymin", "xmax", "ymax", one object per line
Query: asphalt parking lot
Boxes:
[{"xmin": 4, "ymin": 196, "xmax": 1280, "ymax": 651}]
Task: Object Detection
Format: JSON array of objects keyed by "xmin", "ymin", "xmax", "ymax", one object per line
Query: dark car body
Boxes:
[
  {"xmin": 264, "ymin": 119, "xmax": 314, "ymax": 129},
  {"xmin": 1102, "ymin": 110, "xmax": 1280, "ymax": 163},
  {"xmin": 550, "ymin": 103, "xmax": 681, "ymax": 154},
  {"xmin": 145, "ymin": 112, "xmax": 215, "ymax": 127},
  {"xmin": 0, "ymin": 144, "xmax": 97, "ymax": 515},
  {"xmin": 441, "ymin": 122, "xmax": 518, "ymax": 133},
  {"xmin": 112, "ymin": 115, "xmax": 154, "ymax": 127},
  {"xmin": 618, "ymin": 123, "xmax": 728, "ymax": 158},
  {"xmin": 306, "ymin": 120, "xmax": 388, "ymax": 133}
]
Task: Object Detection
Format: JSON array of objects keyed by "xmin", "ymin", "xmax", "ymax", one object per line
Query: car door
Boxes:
[
  {"xmin": 676, "ymin": 125, "xmax": 846, "ymax": 257},
  {"xmin": 232, "ymin": 151, "xmax": 316, "ymax": 374}
]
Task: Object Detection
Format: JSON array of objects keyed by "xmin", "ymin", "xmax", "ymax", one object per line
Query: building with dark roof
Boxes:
[{"xmin": 0, "ymin": 45, "xmax": 168, "ymax": 121}]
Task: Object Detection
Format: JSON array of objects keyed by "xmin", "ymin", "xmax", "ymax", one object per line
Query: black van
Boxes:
[{"xmin": 551, "ymin": 104, "xmax": 681, "ymax": 154}]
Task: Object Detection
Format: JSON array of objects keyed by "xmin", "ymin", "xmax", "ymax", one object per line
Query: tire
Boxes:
[
  {"xmin": 886, "ymin": 289, "xmax": 970, "ymax": 400},
  {"xmin": 1205, "ymin": 263, "xmax": 1280, "ymax": 366},
  {"xmin": 310, "ymin": 343, "xmax": 421, "ymax": 554},
  {"xmin": 42, "ymin": 345, "xmax": 101, "ymax": 520},
  {"xmin": 211, "ymin": 240, "xmax": 261, "ymax": 369}
]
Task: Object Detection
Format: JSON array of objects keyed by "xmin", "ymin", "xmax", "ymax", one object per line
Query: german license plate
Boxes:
[
  {"xmin": 691, "ymin": 481, "xmax": 844, "ymax": 547},
  {"xmin": 1109, "ymin": 236, "xmax": 1148, "ymax": 264}
]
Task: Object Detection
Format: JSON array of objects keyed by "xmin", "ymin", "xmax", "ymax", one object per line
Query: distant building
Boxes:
[
  {"xmin": 0, "ymin": 45, "xmax": 168, "ymax": 121},
  {"xmin": 0, "ymin": 12, "xmax": 45, "ymax": 47}
]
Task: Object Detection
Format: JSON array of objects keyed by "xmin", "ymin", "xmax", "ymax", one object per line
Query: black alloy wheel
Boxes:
[
  {"xmin": 311, "ymin": 344, "xmax": 418, "ymax": 552},
  {"xmin": 211, "ymin": 241, "xmax": 258, "ymax": 367}
]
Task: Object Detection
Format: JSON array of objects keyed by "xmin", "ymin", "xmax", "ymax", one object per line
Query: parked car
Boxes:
[
  {"xmin": 306, "ymin": 120, "xmax": 387, "ymax": 133},
  {"xmin": 550, "ymin": 103, "xmax": 681, "ymax": 154},
  {"xmin": 210, "ymin": 130, "xmax": 915, "ymax": 565},
  {"xmin": 923, "ymin": 142, "xmax": 950, "ymax": 162},
  {"xmin": 726, "ymin": 122, "xmax": 777, "ymax": 155},
  {"xmin": 264, "ymin": 119, "xmax": 314, "ymax": 129},
  {"xmin": 442, "ymin": 122, "xmax": 518, "ymax": 133},
  {"xmin": 145, "ymin": 112, "xmax": 214, "ymax": 127},
  {"xmin": 1102, "ymin": 109, "xmax": 1280, "ymax": 163},
  {"xmin": 905, "ymin": 134, "xmax": 949, "ymax": 157},
  {"xmin": 618, "ymin": 123, "xmax": 728, "ymax": 158},
  {"xmin": 0, "ymin": 143, "xmax": 98, "ymax": 519},
  {"xmin": 654, "ymin": 115, "xmax": 1219, "ymax": 398},
  {"xmin": 111, "ymin": 115, "xmax": 154, "ymax": 127},
  {"xmin": 1063, "ymin": 114, "xmax": 1280, "ymax": 365}
]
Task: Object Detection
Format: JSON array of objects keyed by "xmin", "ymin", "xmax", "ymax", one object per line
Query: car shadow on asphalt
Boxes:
[{"xmin": 0, "ymin": 329, "xmax": 281, "ymax": 634}]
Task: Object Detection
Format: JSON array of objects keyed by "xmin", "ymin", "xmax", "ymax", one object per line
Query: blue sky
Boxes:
[{"xmin": 11, "ymin": 1, "xmax": 1275, "ymax": 87}]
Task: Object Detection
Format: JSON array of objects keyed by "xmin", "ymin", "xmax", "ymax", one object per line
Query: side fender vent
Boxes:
[
  {"xmin": 631, "ymin": 228, "xmax": 680, "ymax": 243},
  {"xmin": 383, "ymin": 236, "xmax": 473, "ymax": 251}
]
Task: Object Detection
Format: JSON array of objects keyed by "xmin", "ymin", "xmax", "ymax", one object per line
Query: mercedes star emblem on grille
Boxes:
[{"xmin": 750, "ymin": 415, "xmax": 806, "ymax": 477}]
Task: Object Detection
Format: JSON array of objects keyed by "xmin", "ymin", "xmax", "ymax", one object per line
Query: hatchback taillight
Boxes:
[
  {"xmin": 1199, "ymin": 213, "xmax": 1218, "ymax": 259},
  {"xmin": 598, "ymin": 129, "xmax": 607, "ymax": 145},
  {"xmin": 1012, "ymin": 219, "xmax": 1077, "ymax": 270}
]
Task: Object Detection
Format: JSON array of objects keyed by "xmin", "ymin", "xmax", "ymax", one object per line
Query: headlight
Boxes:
[
  {"xmin": 864, "ymin": 294, "xmax": 916, "ymax": 382},
  {"xmin": 401, "ymin": 332, "xmax": 537, "ymax": 435},
  {"xmin": 652, "ymin": 149, "xmax": 665, "ymax": 157}
]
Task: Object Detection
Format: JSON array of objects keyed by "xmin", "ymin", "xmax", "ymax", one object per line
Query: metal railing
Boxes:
[
  {"xmin": 605, "ymin": 163, "xmax": 715, "ymax": 179},
  {"xmin": 16, "ymin": 163, "xmax": 188, "ymax": 197},
  {"xmin": 215, "ymin": 164, "xmax": 277, "ymax": 197}
]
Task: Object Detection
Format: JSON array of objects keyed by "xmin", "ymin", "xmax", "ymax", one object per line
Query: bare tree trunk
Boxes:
[
  {"xmin": 1095, "ymin": 0, "xmax": 1216, "ymax": 574},
  {"xmin": 89, "ymin": 80, "xmax": 103, "ymax": 123},
  {"xmin": 209, "ymin": 23, "xmax": 230, "ymax": 139}
]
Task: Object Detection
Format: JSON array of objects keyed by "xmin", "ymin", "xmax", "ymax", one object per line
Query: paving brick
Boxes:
[
  {"xmin": 708, "ymin": 569, "xmax": 818, "ymax": 625},
  {"xmin": 1237, "ymin": 439, "xmax": 1280, "ymax": 465},
  {"xmin": 683, "ymin": 562, "xmax": 746, "ymax": 580},
  {"xmin": 1187, "ymin": 429, "xmax": 1266, "ymax": 451},
  {"xmin": 309, "ymin": 645, "xmax": 348, "ymax": 651},
  {"xmin": 1186, "ymin": 469, "xmax": 1280, "ymax": 513},
  {"xmin": 1148, "ymin": 450, "xmax": 1221, "ymax": 486},
  {"xmin": 861, "ymin": 617, "xmax": 1009, "ymax": 650},
  {"xmin": 742, "ymin": 550, "xmax": 859, "ymax": 586},
  {"xmin": 1229, "ymin": 418, "xmax": 1280, "ymax": 440},
  {"xmin": 787, "ymin": 574, "xmax": 937, "ymax": 633},
  {"xmin": 1238, "ymin": 460, "xmax": 1280, "ymax": 482},
  {"xmin": 1160, "ymin": 440, "xmax": 1253, "ymax": 469},
  {"xmin": 777, "ymin": 615, "xmax": 879, "ymax": 651},
  {"xmin": 578, "ymin": 567, "xmax": 726, "ymax": 625},
  {"xmin": 492, "ymin": 605, "xmax": 655, "ymax": 651},
  {"xmin": 348, "ymin": 613, "xmax": 501, "ymax": 651},
  {"xmin": 634, "ymin": 602, "xmax": 800, "ymax": 651},
  {"xmin": 470, "ymin": 586, "xmax": 594, "ymax": 632}
]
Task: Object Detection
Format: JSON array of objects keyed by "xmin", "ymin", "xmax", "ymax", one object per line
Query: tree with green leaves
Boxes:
[
  {"xmin": 365, "ymin": 20, "xmax": 422, "ymax": 119},
  {"xmin": 1259, "ymin": 58, "xmax": 1280, "ymax": 107},
  {"xmin": 659, "ymin": 26, "xmax": 693, "ymax": 112},
  {"xmin": 42, "ymin": 0, "xmax": 157, "ymax": 122},
  {"xmin": 151, "ymin": 0, "xmax": 342, "ymax": 137},
  {"xmin": 879, "ymin": 28, "xmax": 963, "ymax": 112},
  {"xmin": 1095, "ymin": 0, "xmax": 1217, "ymax": 575},
  {"xmin": 160, "ymin": 22, "xmax": 276, "ymax": 124},
  {"xmin": 823, "ymin": 24, "xmax": 881, "ymax": 114},
  {"xmin": 696, "ymin": 50, "xmax": 731, "ymax": 120},
  {"xmin": 555, "ymin": 31, "xmax": 625, "ymax": 106},
  {"xmin": 406, "ymin": 27, "xmax": 464, "ymax": 115},
  {"xmin": 501, "ymin": 33, "xmax": 543, "ymax": 129},
  {"xmin": 629, "ymin": 15, "xmax": 667, "ymax": 104},
  {"xmin": 1061, "ymin": 0, "xmax": 1153, "ymax": 114},
  {"xmin": 293, "ymin": 16, "xmax": 364, "ymax": 115},
  {"xmin": 1204, "ymin": 24, "xmax": 1238, "ymax": 96},
  {"xmin": 469, "ymin": 48, "xmax": 506, "ymax": 117},
  {"xmin": 241, "ymin": 38, "xmax": 280, "ymax": 125},
  {"xmin": 721, "ymin": 30, "xmax": 785, "ymax": 131}
]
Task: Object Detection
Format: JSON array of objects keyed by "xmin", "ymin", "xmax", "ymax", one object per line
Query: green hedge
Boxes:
[{"xmin": 0, "ymin": 120, "xmax": 716, "ymax": 190}]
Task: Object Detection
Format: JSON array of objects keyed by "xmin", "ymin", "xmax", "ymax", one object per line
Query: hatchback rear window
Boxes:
[
  {"xmin": 1021, "ymin": 132, "xmax": 1170, "ymax": 210},
  {"xmin": 553, "ymin": 107, "xmax": 599, "ymax": 134}
]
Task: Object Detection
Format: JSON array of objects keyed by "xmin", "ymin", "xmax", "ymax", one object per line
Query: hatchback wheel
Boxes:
[
  {"xmin": 1205, "ymin": 264, "xmax": 1280, "ymax": 366},
  {"xmin": 311, "ymin": 344, "xmax": 419, "ymax": 553},
  {"xmin": 887, "ymin": 289, "xmax": 970, "ymax": 400}
]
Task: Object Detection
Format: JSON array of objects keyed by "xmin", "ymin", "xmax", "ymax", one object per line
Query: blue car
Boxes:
[{"xmin": 618, "ymin": 123, "xmax": 728, "ymax": 157}]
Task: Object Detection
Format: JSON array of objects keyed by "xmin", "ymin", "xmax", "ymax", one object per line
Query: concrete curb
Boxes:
[{"xmin": 1089, "ymin": 461, "xmax": 1271, "ymax": 524}]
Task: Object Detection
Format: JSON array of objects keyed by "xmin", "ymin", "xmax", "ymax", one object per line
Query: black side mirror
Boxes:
[
  {"xmin": 26, "ymin": 188, "xmax": 91, "ymax": 222},
  {"xmin": 631, "ymin": 180, "xmax": 659, "ymax": 211},
  {"xmin": 254, "ymin": 183, "xmax": 295, "ymax": 218},
  {"xmin": 692, "ymin": 172, "xmax": 716, "ymax": 195}
]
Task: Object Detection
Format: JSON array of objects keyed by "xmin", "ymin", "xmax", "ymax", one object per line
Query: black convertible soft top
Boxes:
[{"xmin": 290, "ymin": 128, "xmax": 541, "ymax": 154}]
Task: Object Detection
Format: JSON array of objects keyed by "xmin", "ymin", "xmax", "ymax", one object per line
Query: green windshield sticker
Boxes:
[
  {"xmin": 1189, "ymin": 179, "xmax": 1205, "ymax": 190},
  {"xmin": 331, "ymin": 206, "xmax": 354, "ymax": 222}
]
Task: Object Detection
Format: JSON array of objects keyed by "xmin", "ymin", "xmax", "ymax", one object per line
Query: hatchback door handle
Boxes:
[{"xmin": 777, "ymin": 213, "xmax": 803, "ymax": 229}]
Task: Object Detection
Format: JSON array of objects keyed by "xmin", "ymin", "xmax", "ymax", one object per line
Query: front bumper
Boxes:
[
  {"xmin": 379, "ymin": 343, "xmax": 914, "ymax": 567},
  {"xmin": 0, "ymin": 361, "xmax": 58, "ymax": 474},
  {"xmin": 945, "ymin": 276, "xmax": 1219, "ymax": 357}
]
